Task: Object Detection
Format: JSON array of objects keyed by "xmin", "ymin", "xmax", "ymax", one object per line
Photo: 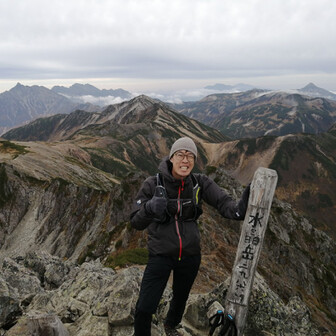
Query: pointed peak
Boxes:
[
  {"xmin": 70, "ymin": 83, "xmax": 97, "ymax": 89},
  {"xmin": 10, "ymin": 82, "xmax": 28, "ymax": 92},
  {"xmin": 298, "ymin": 83, "xmax": 336, "ymax": 98},
  {"xmin": 131, "ymin": 94, "xmax": 158, "ymax": 104},
  {"xmin": 126, "ymin": 94, "xmax": 164, "ymax": 110},
  {"xmin": 302, "ymin": 82, "xmax": 318, "ymax": 89},
  {"xmin": 13, "ymin": 82, "xmax": 25, "ymax": 89}
]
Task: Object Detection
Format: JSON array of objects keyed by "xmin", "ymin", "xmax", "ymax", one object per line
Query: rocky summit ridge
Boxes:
[{"xmin": 0, "ymin": 251, "xmax": 324, "ymax": 335}]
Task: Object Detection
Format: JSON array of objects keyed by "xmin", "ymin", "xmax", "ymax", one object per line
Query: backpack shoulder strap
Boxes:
[
  {"xmin": 156, "ymin": 173, "xmax": 163, "ymax": 186},
  {"xmin": 155, "ymin": 173, "xmax": 167, "ymax": 198},
  {"xmin": 191, "ymin": 173, "xmax": 201, "ymax": 205}
]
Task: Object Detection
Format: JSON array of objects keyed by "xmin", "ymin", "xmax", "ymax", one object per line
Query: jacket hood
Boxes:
[{"xmin": 158, "ymin": 157, "xmax": 173, "ymax": 181}]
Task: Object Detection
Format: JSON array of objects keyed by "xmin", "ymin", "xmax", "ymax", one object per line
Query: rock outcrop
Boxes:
[
  {"xmin": 0, "ymin": 251, "xmax": 321, "ymax": 336},
  {"xmin": 0, "ymin": 160, "xmax": 139, "ymax": 262}
]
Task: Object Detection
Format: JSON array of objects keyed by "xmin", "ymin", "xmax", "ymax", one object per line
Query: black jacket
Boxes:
[{"xmin": 130, "ymin": 158, "xmax": 249, "ymax": 259}]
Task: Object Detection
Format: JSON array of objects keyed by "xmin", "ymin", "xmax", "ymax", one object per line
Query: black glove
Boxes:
[
  {"xmin": 241, "ymin": 184, "xmax": 250, "ymax": 205},
  {"xmin": 237, "ymin": 184, "xmax": 250, "ymax": 219},
  {"xmin": 145, "ymin": 196, "xmax": 167, "ymax": 219}
]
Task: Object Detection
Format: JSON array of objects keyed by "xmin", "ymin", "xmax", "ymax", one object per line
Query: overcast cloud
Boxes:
[{"xmin": 0, "ymin": 0, "xmax": 335, "ymax": 93}]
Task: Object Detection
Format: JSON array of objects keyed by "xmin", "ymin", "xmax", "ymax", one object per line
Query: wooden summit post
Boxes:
[{"xmin": 224, "ymin": 167, "xmax": 278, "ymax": 335}]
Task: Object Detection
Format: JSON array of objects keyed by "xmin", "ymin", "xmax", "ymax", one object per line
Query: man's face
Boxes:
[{"xmin": 170, "ymin": 150, "xmax": 195, "ymax": 180}]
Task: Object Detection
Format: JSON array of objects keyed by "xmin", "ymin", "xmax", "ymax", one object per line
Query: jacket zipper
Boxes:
[{"xmin": 176, "ymin": 180, "xmax": 184, "ymax": 261}]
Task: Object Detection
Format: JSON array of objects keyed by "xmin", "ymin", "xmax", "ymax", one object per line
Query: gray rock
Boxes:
[
  {"xmin": 0, "ymin": 295, "xmax": 22, "ymax": 329},
  {"xmin": 65, "ymin": 313, "xmax": 109, "ymax": 336},
  {"xmin": 23, "ymin": 251, "xmax": 75, "ymax": 289},
  {"xmin": 1, "ymin": 257, "xmax": 43, "ymax": 298},
  {"xmin": 0, "ymin": 250, "xmax": 325, "ymax": 336},
  {"xmin": 5, "ymin": 312, "xmax": 69, "ymax": 336}
]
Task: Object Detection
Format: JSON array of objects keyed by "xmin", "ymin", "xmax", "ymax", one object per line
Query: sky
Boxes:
[{"xmin": 1, "ymin": 0, "xmax": 336, "ymax": 96}]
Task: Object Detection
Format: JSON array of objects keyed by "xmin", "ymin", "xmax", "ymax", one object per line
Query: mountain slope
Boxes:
[
  {"xmin": 203, "ymin": 126, "xmax": 336, "ymax": 239},
  {"xmin": 3, "ymin": 95, "xmax": 229, "ymax": 176},
  {"xmin": 175, "ymin": 90, "xmax": 336, "ymax": 139},
  {"xmin": 172, "ymin": 89, "xmax": 268, "ymax": 125},
  {"xmin": 3, "ymin": 111, "xmax": 102, "ymax": 142},
  {"xmin": 0, "ymin": 139, "xmax": 130, "ymax": 262}
]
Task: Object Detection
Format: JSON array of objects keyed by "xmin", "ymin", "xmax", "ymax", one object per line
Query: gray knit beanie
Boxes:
[{"xmin": 169, "ymin": 137, "xmax": 197, "ymax": 159}]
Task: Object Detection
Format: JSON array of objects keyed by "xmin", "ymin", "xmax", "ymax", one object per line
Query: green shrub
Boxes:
[
  {"xmin": 115, "ymin": 240, "xmax": 122, "ymax": 250},
  {"xmin": 205, "ymin": 165, "xmax": 217, "ymax": 175},
  {"xmin": 0, "ymin": 166, "xmax": 10, "ymax": 207},
  {"xmin": 301, "ymin": 190, "xmax": 311, "ymax": 199},
  {"xmin": 0, "ymin": 140, "xmax": 28, "ymax": 157},
  {"xmin": 318, "ymin": 193, "xmax": 333, "ymax": 208},
  {"xmin": 105, "ymin": 248, "xmax": 148, "ymax": 268}
]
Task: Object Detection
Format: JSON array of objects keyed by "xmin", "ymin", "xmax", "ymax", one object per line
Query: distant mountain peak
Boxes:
[
  {"xmin": 298, "ymin": 83, "xmax": 336, "ymax": 100},
  {"xmin": 72, "ymin": 83, "xmax": 95, "ymax": 88},
  {"xmin": 10, "ymin": 83, "xmax": 50, "ymax": 94},
  {"xmin": 204, "ymin": 83, "xmax": 256, "ymax": 92},
  {"xmin": 131, "ymin": 94, "xmax": 157, "ymax": 104},
  {"xmin": 51, "ymin": 83, "xmax": 132, "ymax": 105},
  {"xmin": 99, "ymin": 94, "xmax": 165, "ymax": 125},
  {"xmin": 302, "ymin": 82, "xmax": 319, "ymax": 90},
  {"xmin": 11, "ymin": 82, "xmax": 27, "ymax": 91}
]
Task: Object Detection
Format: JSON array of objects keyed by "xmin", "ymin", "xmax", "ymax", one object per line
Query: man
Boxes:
[{"xmin": 130, "ymin": 137, "xmax": 250, "ymax": 336}]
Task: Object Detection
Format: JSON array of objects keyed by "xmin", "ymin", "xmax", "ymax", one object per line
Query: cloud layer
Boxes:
[{"xmin": 1, "ymin": 0, "xmax": 336, "ymax": 92}]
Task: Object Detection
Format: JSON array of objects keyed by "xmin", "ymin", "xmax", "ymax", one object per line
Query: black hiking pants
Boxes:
[{"xmin": 134, "ymin": 254, "xmax": 201, "ymax": 336}]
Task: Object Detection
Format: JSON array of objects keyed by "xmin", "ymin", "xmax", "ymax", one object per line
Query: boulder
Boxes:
[
  {"xmin": 0, "ymin": 295, "xmax": 22, "ymax": 329},
  {"xmin": 5, "ymin": 312, "xmax": 69, "ymax": 336}
]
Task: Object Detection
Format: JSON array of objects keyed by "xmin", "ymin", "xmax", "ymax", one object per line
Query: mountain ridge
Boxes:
[
  {"xmin": 175, "ymin": 89, "xmax": 336, "ymax": 138},
  {"xmin": 52, "ymin": 83, "xmax": 132, "ymax": 99},
  {"xmin": 3, "ymin": 95, "xmax": 228, "ymax": 176},
  {"xmin": 204, "ymin": 82, "xmax": 257, "ymax": 92},
  {"xmin": 0, "ymin": 83, "xmax": 101, "ymax": 135},
  {"xmin": 2, "ymin": 81, "xmax": 336, "ymax": 136}
]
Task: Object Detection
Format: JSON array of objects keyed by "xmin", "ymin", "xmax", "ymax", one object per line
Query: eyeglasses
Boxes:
[{"xmin": 174, "ymin": 152, "xmax": 195, "ymax": 162}]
